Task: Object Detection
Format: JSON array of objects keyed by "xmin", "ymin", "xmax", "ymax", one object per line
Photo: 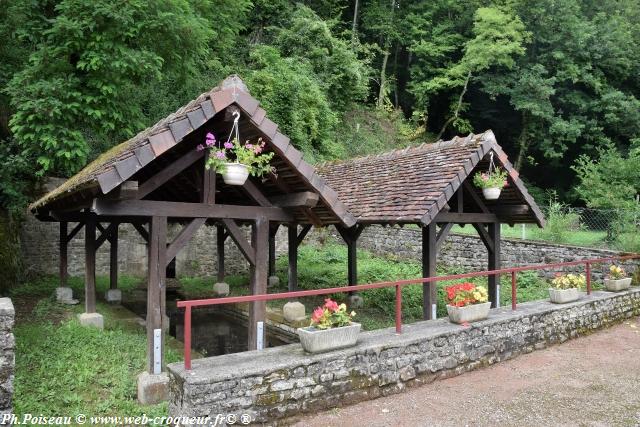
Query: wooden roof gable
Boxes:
[
  {"xmin": 317, "ymin": 130, "xmax": 545, "ymax": 227},
  {"xmin": 30, "ymin": 75, "xmax": 356, "ymax": 227}
]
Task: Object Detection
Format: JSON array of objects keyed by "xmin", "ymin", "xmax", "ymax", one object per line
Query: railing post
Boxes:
[
  {"xmin": 511, "ymin": 271, "xmax": 517, "ymax": 310},
  {"xmin": 395, "ymin": 284, "xmax": 402, "ymax": 334},
  {"xmin": 586, "ymin": 262, "xmax": 592, "ymax": 295},
  {"xmin": 184, "ymin": 306, "xmax": 192, "ymax": 370}
]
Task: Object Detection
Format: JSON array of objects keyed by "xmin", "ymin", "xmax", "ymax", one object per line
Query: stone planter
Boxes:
[
  {"xmin": 297, "ymin": 323, "xmax": 361, "ymax": 353},
  {"xmin": 446, "ymin": 302, "xmax": 491, "ymax": 324},
  {"xmin": 222, "ymin": 163, "xmax": 249, "ymax": 185},
  {"xmin": 604, "ymin": 277, "xmax": 632, "ymax": 292},
  {"xmin": 482, "ymin": 187, "xmax": 501, "ymax": 200},
  {"xmin": 548, "ymin": 287, "xmax": 580, "ymax": 304}
]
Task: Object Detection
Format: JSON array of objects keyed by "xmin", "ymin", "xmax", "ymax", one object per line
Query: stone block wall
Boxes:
[
  {"xmin": 0, "ymin": 298, "xmax": 15, "ymax": 416},
  {"xmin": 19, "ymin": 214, "xmax": 635, "ymax": 282},
  {"xmin": 168, "ymin": 289, "xmax": 640, "ymax": 423}
]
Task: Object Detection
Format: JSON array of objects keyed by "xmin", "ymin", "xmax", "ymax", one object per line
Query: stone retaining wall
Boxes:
[
  {"xmin": 21, "ymin": 215, "xmax": 634, "ymax": 282},
  {"xmin": 168, "ymin": 288, "xmax": 640, "ymax": 424},
  {"xmin": 0, "ymin": 299, "xmax": 15, "ymax": 416}
]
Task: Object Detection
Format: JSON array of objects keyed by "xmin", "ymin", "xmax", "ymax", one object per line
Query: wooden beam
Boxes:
[
  {"xmin": 462, "ymin": 181, "xmax": 489, "ymax": 214},
  {"xmin": 436, "ymin": 222, "xmax": 453, "ymax": 251},
  {"xmin": 422, "ymin": 223, "xmax": 437, "ymax": 320},
  {"xmin": 165, "ymin": 218, "xmax": 206, "ymax": 267},
  {"xmin": 95, "ymin": 222, "xmax": 117, "ymax": 249},
  {"xmin": 491, "ymin": 205, "xmax": 531, "ymax": 215},
  {"xmin": 147, "ymin": 216, "xmax": 167, "ymax": 373},
  {"xmin": 216, "ymin": 225, "xmax": 226, "ymax": 282},
  {"xmin": 472, "ymin": 223, "xmax": 495, "ymax": 253},
  {"xmin": 242, "ymin": 180, "xmax": 272, "ymax": 207},
  {"xmin": 109, "ymin": 223, "xmax": 119, "ymax": 290},
  {"xmin": 133, "ymin": 223, "xmax": 149, "ymax": 243},
  {"xmin": 137, "ymin": 149, "xmax": 205, "ymax": 199},
  {"xmin": 66, "ymin": 222, "xmax": 84, "ymax": 243},
  {"xmin": 288, "ymin": 225, "xmax": 298, "ymax": 291},
  {"xmin": 269, "ymin": 192, "xmax": 319, "ymax": 208},
  {"xmin": 84, "ymin": 216, "xmax": 97, "ymax": 314},
  {"xmin": 434, "ymin": 212, "xmax": 498, "ymax": 223},
  {"xmin": 268, "ymin": 224, "xmax": 279, "ymax": 277},
  {"xmin": 335, "ymin": 224, "xmax": 365, "ymax": 288},
  {"xmin": 297, "ymin": 224, "xmax": 312, "ymax": 247},
  {"xmin": 92, "ymin": 199, "xmax": 294, "ymax": 223},
  {"xmin": 59, "ymin": 222, "xmax": 68, "ymax": 288},
  {"xmin": 222, "ymin": 219, "xmax": 256, "ymax": 266},
  {"xmin": 202, "ymin": 163, "xmax": 216, "ymax": 205},
  {"xmin": 248, "ymin": 215, "xmax": 269, "ymax": 350}
]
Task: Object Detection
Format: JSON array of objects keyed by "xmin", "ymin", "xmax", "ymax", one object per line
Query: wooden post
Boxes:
[
  {"xmin": 488, "ymin": 222, "xmax": 501, "ymax": 308},
  {"xmin": 287, "ymin": 224, "xmax": 298, "ymax": 291},
  {"xmin": 109, "ymin": 223, "xmax": 119, "ymax": 290},
  {"xmin": 59, "ymin": 222, "xmax": 68, "ymax": 288},
  {"xmin": 422, "ymin": 222, "xmax": 437, "ymax": 320},
  {"xmin": 347, "ymin": 239, "xmax": 357, "ymax": 287},
  {"xmin": 268, "ymin": 225, "xmax": 279, "ymax": 277},
  {"xmin": 84, "ymin": 217, "xmax": 97, "ymax": 313},
  {"xmin": 248, "ymin": 215, "xmax": 269, "ymax": 350},
  {"xmin": 216, "ymin": 224, "xmax": 226, "ymax": 283},
  {"xmin": 147, "ymin": 216, "xmax": 167, "ymax": 373}
]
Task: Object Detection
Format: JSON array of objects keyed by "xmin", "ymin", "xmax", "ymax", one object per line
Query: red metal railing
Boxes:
[{"xmin": 177, "ymin": 254, "xmax": 639, "ymax": 369}]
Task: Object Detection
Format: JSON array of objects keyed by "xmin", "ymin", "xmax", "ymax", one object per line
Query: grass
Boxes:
[
  {"xmin": 172, "ymin": 243, "xmax": 554, "ymax": 330},
  {"xmin": 451, "ymin": 224, "xmax": 609, "ymax": 248},
  {"xmin": 11, "ymin": 278, "xmax": 180, "ymax": 417}
]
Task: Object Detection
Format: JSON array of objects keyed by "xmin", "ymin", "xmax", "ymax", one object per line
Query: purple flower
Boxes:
[
  {"xmin": 215, "ymin": 151, "xmax": 226, "ymax": 159},
  {"xmin": 196, "ymin": 144, "xmax": 205, "ymax": 151},
  {"xmin": 206, "ymin": 132, "xmax": 215, "ymax": 141},
  {"xmin": 205, "ymin": 139, "xmax": 215, "ymax": 147},
  {"xmin": 224, "ymin": 142, "xmax": 233, "ymax": 149},
  {"xmin": 245, "ymin": 143, "xmax": 253, "ymax": 149}
]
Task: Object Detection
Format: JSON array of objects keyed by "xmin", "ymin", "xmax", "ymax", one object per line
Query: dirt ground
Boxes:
[{"xmin": 294, "ymin": 317, "xmax": 640, "ymax": 427}]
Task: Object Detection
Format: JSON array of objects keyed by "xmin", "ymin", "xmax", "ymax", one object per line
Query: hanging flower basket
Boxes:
[
  {"xmin": 472, "ymin": 152, "xmax": 508, "ymax": 200},
  {"xmin": 198, "ymin": 111, "xmax": 275, "ymax": 186},
  {"xmin": 221, "ymin": 163, "xmax": 250, "ymax": 186}
]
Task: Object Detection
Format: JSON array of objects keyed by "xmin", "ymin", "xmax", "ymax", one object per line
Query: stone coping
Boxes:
[{"xmin": 167, "ymin": 288, "xmax": 640, "ymax": 384}]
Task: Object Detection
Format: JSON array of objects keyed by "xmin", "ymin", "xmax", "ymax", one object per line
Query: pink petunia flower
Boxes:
[
  {"xmin": 196, "ymin": 144, "xmax": 205, "ymax": 151},
  {"xmin": 206, "ymin": 132, "xmax": 215, "ymax": 141},
  {"xmin": 245, "ymin": 143, "xmax": 253, "ymax": 149},
  {"xmin": 215, "ymin": 151, "xmax": 226, "ymax": 159},
  {"xmin": 224, "ymin": 142, "xmax": 233, "ymax": 149},
  {"xmin": 312, "ymin": 307, "xmax": 324, "ymax": 322},
  {"xmin": 324, "ymin": 298, "xmax": 339, "ymax": 312}
]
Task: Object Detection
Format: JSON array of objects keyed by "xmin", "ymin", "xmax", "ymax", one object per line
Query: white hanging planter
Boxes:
[
  {"xmin": 222, "ymin": 163, "xmax": 249, "ymax": 185},
  {"xmin": 482, "ymin": 187, "xmax": 501, "ymax": 200}
]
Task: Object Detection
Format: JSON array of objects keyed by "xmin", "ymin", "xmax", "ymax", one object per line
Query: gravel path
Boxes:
[{"xmin": 293, "ymin": 317, "xmax": 640, "ymax": 427}]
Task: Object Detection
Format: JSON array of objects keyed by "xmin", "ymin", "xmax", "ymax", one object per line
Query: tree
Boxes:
[{"xmin": 5, "ymin": 0, "xmax": 212, "ymax": 176}]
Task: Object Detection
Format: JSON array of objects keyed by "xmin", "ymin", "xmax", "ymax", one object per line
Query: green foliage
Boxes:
[
  {"xmin": 5, "ymin": 0, "xmax": 212, "ymax": 176},
  {"xmin": 573, "ymin": 145, "xmax": 640, "ymax": 210},
  {"xmin": 273, "ymin": 5, "xmax": 371, "ymax": 112},
  {"xmin": 244, "ymin": 45, "xmax": 339, "ymax": 160},
  {"xmin": 14, "ymin": 295, "xmax": 180, "ymax": 416},
  {"xmin": 539, "ymin": 196, "xmax": 582, "ymax": 243}
]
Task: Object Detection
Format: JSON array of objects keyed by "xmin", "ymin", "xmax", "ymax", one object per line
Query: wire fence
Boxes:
[{"xmin": 502, "ymin": 206, "xmax": 640, "ymax": 251}]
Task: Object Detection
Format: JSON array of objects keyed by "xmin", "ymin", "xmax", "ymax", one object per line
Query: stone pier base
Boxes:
[
  {"xmin": 105, "ymin": 289, "xmax": 122, "ymax": 303},
  {"xmin": 77, "ymin": 312, "xmax": 104, "ymax": 329},
  {"xmin": 137, "ymin": 372, "xmax": 169, "ymax": 405}
]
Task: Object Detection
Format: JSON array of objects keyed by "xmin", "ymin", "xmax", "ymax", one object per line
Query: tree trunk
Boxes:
[
  {"xmin": 352, "ymin": 0, "xmax": 360, "ymax": 42},
  {"xmin": 514, "ymin": 112, "xmax": 529, "ymax": 170},
  {"xmin": 436, "ymin": 70, "xmax": 472, "ymax": 140},
  {"xmin": 377, "ymin": 48, "xmax": 390, "ymax": 108}
]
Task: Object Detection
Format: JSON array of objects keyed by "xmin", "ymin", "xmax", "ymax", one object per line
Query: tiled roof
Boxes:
[{"xmin": 317, "ymin": 131, "xmax": 544, "ymax": 225}]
